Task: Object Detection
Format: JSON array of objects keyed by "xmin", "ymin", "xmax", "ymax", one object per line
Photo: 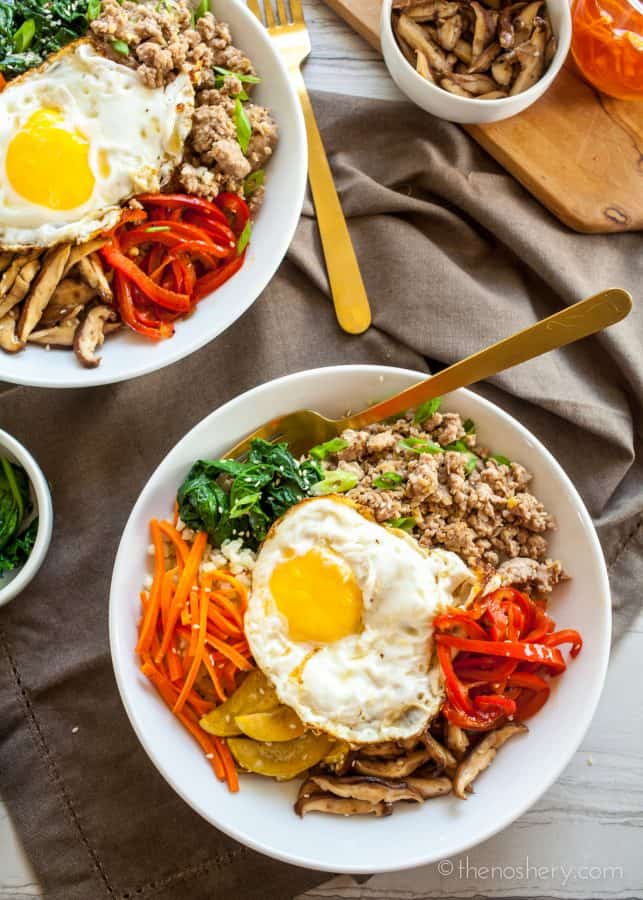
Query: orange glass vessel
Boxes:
[{"xmin": 571, "ymin": 0, "xmax": 643, "ymax": 100}]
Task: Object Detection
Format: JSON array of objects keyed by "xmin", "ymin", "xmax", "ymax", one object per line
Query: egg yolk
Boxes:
[
  {"xmin": 6, "ymin": 108, "xmax": 94, "ymax": 210},
  {"xmin": 270, "ymin": 549, "xmax": 362, "ymax": 643}
]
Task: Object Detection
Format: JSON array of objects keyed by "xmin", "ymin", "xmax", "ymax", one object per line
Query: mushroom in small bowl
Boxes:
[{"xmin": 380, "ymin": 0, "xmax": 571, "ymax": 124}]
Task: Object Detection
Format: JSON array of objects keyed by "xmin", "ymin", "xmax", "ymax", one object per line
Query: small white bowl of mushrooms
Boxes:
[{"xmin": 381, "ymin": 0, "xmax": 571, "ymax": 124}]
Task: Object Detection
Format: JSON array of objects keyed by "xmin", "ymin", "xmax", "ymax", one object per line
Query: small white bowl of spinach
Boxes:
[{"xmin": 0, "ymin": 429, "xmax": 53, "ymax": 607}]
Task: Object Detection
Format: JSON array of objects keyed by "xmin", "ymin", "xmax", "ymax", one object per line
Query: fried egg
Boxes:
[
  {"xmin": 245, "ymin": 497, "xmax": 475, "ymax": 744},
  {"xmin": 0, "ymin": 40, "xmax": 194, "ymax": 250}
]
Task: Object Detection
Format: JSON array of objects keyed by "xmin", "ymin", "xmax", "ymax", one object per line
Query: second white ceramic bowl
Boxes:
[
  {"xmin": 381, "ymin": 0, "xmax": 572, "ymax": 124},
  {"xmin": 110, "ymin": 365, "xmax": 610, "ymax": 874}
]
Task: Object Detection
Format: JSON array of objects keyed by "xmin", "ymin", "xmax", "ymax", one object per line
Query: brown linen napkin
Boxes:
[{"xmin": 0, "ymin": 90, "xmax": 641, "ymax": 900}]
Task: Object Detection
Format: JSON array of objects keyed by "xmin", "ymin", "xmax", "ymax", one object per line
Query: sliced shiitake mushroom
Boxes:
[
  {"xmin": 405, "ymin": 774, "xmax": 453, "ymax": 798},
  {"xmin": 73, "ymin": 304, "xmax": 116, "ymax": 369},
  {"xmin": 0, "ymin": 252, "xmax": 14, "ymax": 275},
  {"xmin": 416, "ymin": 48, "xmax": 435, "ymax": 81},
  {"xmin": 28, "ymin": 317, "xmax": 80, "ymax": 347},
  {"xmin": 453, "ymin": 723, "xmax": 527, "ymax": 799},
  {"xmin": 77, "ymin": 253, "xmax": 112, "ymax": 303},
  {"xmin": 510, "ymin": 22, "xmax": 546, "ymax": 95},
  {"xmin": 309, "ymin": 774, "xmax": 424, "ymax": 805},
  {"xmin": 0, "ymin": 257, "xmax": 42, "ymax": 320},
  {"xmin": 17, "ymin": 243, "xmax": 71, "ymax": 342},
  {"xmin": 421, "ymin": 731, "xmax": 457, "ymax": 769},
  {"xmin": 498, "ymin": 1, "xmax": 527, "ymax": 48},
  {"xmin": 397, "ymin": 14, "xmax": 450, "ymax": 73},
  {"xmin": 445, "ymin": 723, "xmax": 469, "ymax": 760},
  {"xmin": 39, "ymin": 279, "xmax": 96, "ymax": 327},
  {"xmin": 471, "ymin": 1, "xmax": 498, "ymax": 58},
  {"xmin": 0, "ymin": 252, "xmax": 40, "ymax": 301},
  {"xmin": 0, "ymin": 309, "xmax": 24, "ymax": 353},
  {"xmin": 295, "ymin": 781, "xmax": 393, "ymax": 817},
  {"xmin": 353, "ymin": 749, "xmax": 431, "ymax": 779},
  {"xmin": 64, "ymin": 237, "xmax": 107, "ymax": 276},
  {"xmin": 436, "ymin": 11, "xmax": 463, "ymax": 50},
  {"xmin": 468, "ymin": 40, "xmax": 501, "ymax": 73},
  {"xmin": 491, "ymin": 57, "xmax": 515, "ymax": 85}
]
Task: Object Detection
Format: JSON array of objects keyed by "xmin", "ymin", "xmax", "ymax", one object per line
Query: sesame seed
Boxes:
[{"xmin": 72, "ymin": 726, "xmax": 79, "ymax": 734}]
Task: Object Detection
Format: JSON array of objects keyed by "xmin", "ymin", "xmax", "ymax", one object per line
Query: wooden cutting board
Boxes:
[{"xmin": 322, "ymin": 0, "xmax": 643, "ymax": 233}]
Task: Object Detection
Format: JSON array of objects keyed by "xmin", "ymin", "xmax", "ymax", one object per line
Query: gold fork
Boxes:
[
  {"xmin": 247, "ymin": 0, "xmax": 372, "ymax": 334},
  {"xmin": 224, "ymin": 288, "xmax": 632, "ymax": 458}
]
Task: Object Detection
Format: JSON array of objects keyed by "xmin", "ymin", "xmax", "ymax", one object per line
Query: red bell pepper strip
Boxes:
[
  {"xmin": 101, "ymin": 244, "xmax": 191, "ymax": 312},
  {"xmin": 136, "ymin": 193, "xmax": 229, "ymax": 225},
  {"xmin": 217, "ymin": 191, "xmax": 250, "ymax": 235},
  {"xmin": 114, "ymin": 273, "xmax": 173, "ymax": 340},
  {"xmin": 436, "ymin": 634, "xmax": 567, "ymax": 673},
  {"xmin": 193, "ymin": 251, "xmax": 245, "ymax": 301},
  {"xmin": 542, "ymin": 629, "xmax": 583, "ymax": 658}
]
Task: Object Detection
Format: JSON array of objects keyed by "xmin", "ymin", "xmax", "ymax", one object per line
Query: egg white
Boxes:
[
  {"xmin": 245, "ymin": 497, "xmax": 476, "ymax": 744},
  {"xmin": 0, "ymin": 40, "xmax": 194, "ymax": 250}
]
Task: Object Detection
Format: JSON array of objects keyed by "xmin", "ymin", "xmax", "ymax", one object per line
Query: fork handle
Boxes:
[
  {"xmin": 344, "ymin": 288, "xmax": 633, "ymax": 429},
  {"xmin": 290, "ymin": 67, "xmax": 371, "ymax": 335}
]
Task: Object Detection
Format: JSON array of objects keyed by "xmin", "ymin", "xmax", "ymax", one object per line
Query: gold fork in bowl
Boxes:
[
  {"xmin": 247, "ymin": 0, "xmax": 372, "ymax": 335},
  {"xmin": 225, "ymin": 288, "xmax": 632, "ymax": 458}
]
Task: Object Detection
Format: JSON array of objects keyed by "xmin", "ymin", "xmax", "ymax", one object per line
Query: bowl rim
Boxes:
[
  {"xmin": 0, "ymin": 429, "xmax": 53, "ymax": 607},
  {"xmin": 109, "ymin": 364, "xmax": 611, "ymax": 873},
  {"xmin": 0, "ymin": 0, "xmax": 307, "ymax": 390},
  {"xmin": 380, "ymin": 0, "xmax": 572, "ymax": 108}
]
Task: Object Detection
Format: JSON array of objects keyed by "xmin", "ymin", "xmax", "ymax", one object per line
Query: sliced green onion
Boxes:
[
  {"xmin": 237, "ymin": 220, "xmax": 252, "ymax": 255},
  {"xmin": 309, "ymin": 438, "xmax": 349, "ymax": 461},
  {"xmin": 214, "ymin": 66, "xmax": 261, "ymax": 84},
  {"xmin": 87, "ymin": 0, "xmax": 102, "ymax": 21},
  {"xmin": 463, "ymin": 418, "xmax": 475, "ymax": 434},
  {"xmin": 145, "ymin": 225, "xmax": 171, "ymax": 233},
  {"xmin": 234, "ymin": 97, "xmax": 252, "ymax": 154},
  {"xmin": 491, "ymin": 453, "xmax": 511, "ymax": 466},
  {"xmin": 444, "ymin": 440, "xmax": 479, "ymax": 475},
  {"xmin": 413, "ymin": 396, "xmax": 441, "ymax": 424},
  {"xmin": 194, "ymin": 0, "xmax": 209, "ymax": 20},
  {"xmin": 397, "ymin": 437, "xmax": 443, "ymax": 455},
  {"xmin": 311, "ymin": 470, "xmax": 357, "ymax": 496},
  {"xmin": 111, "ymin": 39, "xmax": 130, "ymax": 55},
  {"xmin": 387, "ymin": 516, "xmax": 417, "ymax": 533},
  {"xmin": 373, "ymin": 472, "xmax": 403, "ymax": 490},
  {"xmin": 243, "ymin": 169, "xmax": 265, "ymax": 198},
  {"xmin": 13, "ymin": 19, "xmax": 36, "ymax": 52}
]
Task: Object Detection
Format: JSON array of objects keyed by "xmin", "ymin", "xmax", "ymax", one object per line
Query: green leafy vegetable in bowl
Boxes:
[
  {"xmin": 177, "ymin": 439, "xmax": 322, "ymax": 550},
  {"xmin": 0, "ymin": 0, "xmax": 95, "ymax": 79},
  {"xmin": 0, "ymin": 458, "xmax": 38, "ymax": 574}
]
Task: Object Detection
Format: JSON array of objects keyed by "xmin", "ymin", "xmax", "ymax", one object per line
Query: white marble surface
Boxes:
[{"xmin": 1, "ymin": 2, "xmax": 642, "ymax": 897}]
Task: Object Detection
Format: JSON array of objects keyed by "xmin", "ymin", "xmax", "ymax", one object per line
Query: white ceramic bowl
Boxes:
[
  {"xmin": 0, "ymin": 429, "xmax": 53, "ymax": 607},
  {"xmin": 381, "ymin": 0, "xmax": 572, "ymax": 124},
  {"xmin": 0, "ymin": 0, "xmax": 306, "ymax": 389},
  {"xmin": 110, "ymin": 365, "xmax": 610, "ymax": 873}
]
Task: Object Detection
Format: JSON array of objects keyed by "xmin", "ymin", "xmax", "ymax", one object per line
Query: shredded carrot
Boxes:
[
  {"xmin": 158, "ymin": 520, "xmax": 190, "ymax": 566},
  {"xmin": 206, "ymin": 603, "xmax": 242, "ymax": 637},
  {"xmin": 216, "ymin": 737, "xmax": 239, "ymax": 792},
  {"xmin": 136, "ymin": 520, "xmax": 253, "ymax": 793},
  {"xmin": 208, "ymin": 570, "xmax": 249, "ymax": 612},
  {"xmin": 210, "ymin": 589, "xmax": 244, "ymax": 629},
  {"xmin": 202, "ymin": 651, "xmax": 227, "ymax": 703},
  {"xmin": 155, "ymin": 531, "xmax": 207, "ymax": 664},
  {"xmin": 173, "ymin": 585, "xmax": 209, "ymax": 714},
  {"xmin": 205, "ymin": 632, "xmax": 253, "ymax": 670},
  {"xmin": 136, "ymin": 520, "xmax": 165, "ymax": 654},
  {"xmin": 143, "ymin": 661, "xmax": 225, "ymax": 779}
]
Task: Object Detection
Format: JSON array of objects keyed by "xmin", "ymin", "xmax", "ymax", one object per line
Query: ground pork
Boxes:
[
  {"xmin": 91, "ymin": 0, "xmax": 277, "ymax": 210},
  {"xmin": 326, "ymin": 408, "xmax": 564, "ymax": 593}
]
